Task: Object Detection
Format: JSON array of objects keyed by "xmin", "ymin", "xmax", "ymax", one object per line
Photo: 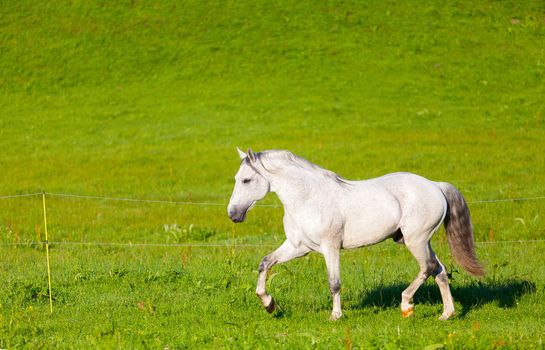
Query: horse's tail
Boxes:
[{"xmin": 438, "ymin": 182, "xmax": 485, "ymax": 277}]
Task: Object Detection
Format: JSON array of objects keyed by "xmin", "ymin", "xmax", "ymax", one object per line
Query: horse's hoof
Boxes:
[
  {"xmin": 330, "ymin": 311, "xmax": 342, "ymax": 321},
  {"xmin": 265, "ymin": 297, "xmax": 276, "ymax": 313},
  {"xmin": 439, "ymin": 311, "xmax": 454, "ymax": 320},
  {"xmin": 401, "ymin": 306, "xmax": 414, "ymax": 318}
]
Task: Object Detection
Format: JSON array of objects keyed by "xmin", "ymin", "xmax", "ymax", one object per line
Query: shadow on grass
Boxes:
[{"xmin": 354, "ymin": 279, "xmax": 536, "ymax": 317}]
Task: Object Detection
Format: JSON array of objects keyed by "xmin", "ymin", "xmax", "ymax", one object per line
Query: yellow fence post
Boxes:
[{"xmin": 42, "ymin": 191, "xmax": 53, "ymax": 314}]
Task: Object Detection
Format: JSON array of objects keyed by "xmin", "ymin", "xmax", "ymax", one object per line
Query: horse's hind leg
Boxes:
[
  {"xmin": 402, "ymin": 241, "xmax": 455, "ymax": 320},
  {"xmin": 256, "ymin": 240, "xmax": 310, "ymax": 313},
  {"xmin": 433, "ymin": 255, "xmax": 455, "ymax": 320},
  {"xmin": 400, "ymin": 241, "xmax": 435, "ymax": 318}
]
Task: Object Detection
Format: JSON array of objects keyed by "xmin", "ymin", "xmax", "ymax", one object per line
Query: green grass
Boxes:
[
  {"xmin": 1, "ymin": 0, "xmax": 545, "ymax": 348},
  {"xmin": 1, "ymin": 243, "xmax": 544, "ymax": 348}
]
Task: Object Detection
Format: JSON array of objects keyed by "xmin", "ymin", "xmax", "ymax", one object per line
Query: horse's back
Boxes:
[
  {"xmin": 371, "ymin": 172, "xmax": 444, "ymax": 202},
  {"xmin": 371, "ymin": 172, "xmax": 441, "ymax": 193}
]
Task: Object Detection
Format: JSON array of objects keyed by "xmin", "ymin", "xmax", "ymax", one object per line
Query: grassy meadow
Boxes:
[{"xmin": 1, "ymin": 0, "xmax": 545, "ymax": 348}]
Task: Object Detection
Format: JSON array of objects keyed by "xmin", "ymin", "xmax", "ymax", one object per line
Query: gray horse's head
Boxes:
[{"xmin": 227, "ymin": 148, "xmax": 270, "ymax": 223}]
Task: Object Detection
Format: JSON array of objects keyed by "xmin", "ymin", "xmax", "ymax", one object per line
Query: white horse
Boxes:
[{"xmin": 227, "ymin": 148, "xmax": 484, "ymax": 320}]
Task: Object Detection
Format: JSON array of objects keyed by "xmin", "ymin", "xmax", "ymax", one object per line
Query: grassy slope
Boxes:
[
  {"xmin": 1, "ymin": 1, "xmax": 544, "ymax": 199},
  {"xmin": 1, "ymin": 0, "xmax": 545, "ymax": 348}
]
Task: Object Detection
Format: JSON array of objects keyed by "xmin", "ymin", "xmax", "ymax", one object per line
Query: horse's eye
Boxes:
[{"xmin": 242, "ymin": 178, "xmax": 251, "ymax": 184}]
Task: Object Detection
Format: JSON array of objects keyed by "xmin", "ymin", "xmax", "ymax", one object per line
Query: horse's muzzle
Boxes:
[{"xmin": 227, "ymin": 206, "xmax": 247, "ymax": 223}]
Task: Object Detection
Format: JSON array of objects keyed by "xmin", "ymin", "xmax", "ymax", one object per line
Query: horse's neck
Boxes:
[{"xmin": 269, "ymin": 168, "xmax": 332, "ymax": 210}]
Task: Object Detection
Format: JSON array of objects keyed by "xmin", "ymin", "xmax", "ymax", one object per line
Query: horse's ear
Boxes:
[
  {"xmin": 247, "ymin": 148, "xmax": 256, "ymax": 163},
  {"xmin": 237, "ymin": 147, "xmax": 247, "ymax": 160}
]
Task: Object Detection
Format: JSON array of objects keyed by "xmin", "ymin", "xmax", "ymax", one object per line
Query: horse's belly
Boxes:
[
  {"xmin": 341, "ymin": 223, "xmax": 397, "ymax": 248},
  {"xmin": 341, "ymin": 204, "xmax": 400, "ymax": 249}
]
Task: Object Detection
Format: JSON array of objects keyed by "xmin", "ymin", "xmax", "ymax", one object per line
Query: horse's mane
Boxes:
[{"xmin": 252, "ymin": 150, "xmax": 349, "ymax": 186}]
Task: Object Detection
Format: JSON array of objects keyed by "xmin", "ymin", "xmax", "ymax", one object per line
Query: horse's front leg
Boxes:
[
  {"xmin": 256, "ymin": 240, "xmax": 310, "ymax": 313},
  {"xmin": 323, "ymin": 245, "xmax": 342, "ymax": 320}
]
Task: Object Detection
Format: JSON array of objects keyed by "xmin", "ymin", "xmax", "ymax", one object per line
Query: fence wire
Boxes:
[
  {"xmin": 0, "ymin": 192, "xmax": 43, "ymax": 199},
  {"xmin": 469, "ymin": 196, "xmax": 545, "ymax": 204},
  {"xmin": 0, "ymin": 241, "xmax": 277, "ymax": 248},
  {"xmin": 2, "ymin": 191, "xmax": 545, "ymax": 206}
]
